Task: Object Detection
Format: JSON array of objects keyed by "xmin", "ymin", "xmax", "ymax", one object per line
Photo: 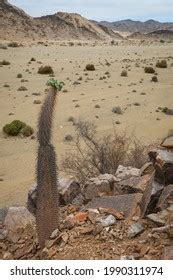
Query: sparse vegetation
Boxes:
[
  {"xmin": 121, "ymin": 70, "xmax": 128, "ymax": 77},
  {"xmin": 144, "ymin": 67, "xmax": 155, "ymax": 74},
  {"xmin": 3, "ymin": 120, "xmax": 33, "ymax": 137},
  {"xmin": 61, "ymin": 120, "xmax": 148, "ymax": 183},
  {"xmin": 85, "ymin": 64, "xmax": 95, "ymax": 71},
  {"xmin": 17, "ymin": 73, "xmax": 22, "ymax": 78},
  {"xmin": 112, "ymin": 106, "xmax": 122, "ymax": 114},
  {"xmin": 20, "ymin": 125, "xmax": 34, "ymax": 137},
  {"xmin": 18, "ymin": 86, "xmax": 27, "ymax": 91},
  {"xmin": 38, "ymin": 66, "xmax": 54, "ymax": 75},
  {"xmin": 151, "ymin": 76, "xmax": 158, "ymax": 82},
  {"xmin": 8, "ymin": 42, "xmax": 20, "ymax": 48},
  {"xmin": 64, "ymin": 134, "xmax": 73, "ymax": 142},
  {"xmin": 0, "ymin": 44, "xmax": 7, "ymax": 50},
  {"xmin": 162, "ymin": 107, "xmax": 173, "ymax": 115},
  {"xmin": 156, "ymin": 60, "xmax": 167, "ymax": 68},
  {"xmin": 0, "ymin": 60, "xmax": 10, "ymax": 66}
]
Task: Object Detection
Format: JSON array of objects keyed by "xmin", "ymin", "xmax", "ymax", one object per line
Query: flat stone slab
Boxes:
[
  {"xmin": 161, "ymin": 137, "xmax": 173, "ymax": 149},
  {"xmin": 86, "ymin": 193, "xmax": 142, "ymax": 219}
]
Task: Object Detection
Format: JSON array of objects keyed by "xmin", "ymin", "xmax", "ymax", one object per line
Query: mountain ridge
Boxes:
[{"xmin": 0, "ymin": 1, "xmax": 173, "ymax": 41}]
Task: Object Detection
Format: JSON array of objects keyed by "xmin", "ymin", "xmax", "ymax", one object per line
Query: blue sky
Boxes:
[{"xmin": 9, "ymin": 0, "xmax": 173, "ymax": 22}]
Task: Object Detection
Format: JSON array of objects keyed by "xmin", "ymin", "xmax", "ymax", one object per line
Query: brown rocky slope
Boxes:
[{"xmin": 0, "ymin": 0, "xmax": 123, "ymax": 41}]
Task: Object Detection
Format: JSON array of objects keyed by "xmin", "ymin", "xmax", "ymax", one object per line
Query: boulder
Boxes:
[
  {"xmin": 116, "ymin": 174, "xmax": 151, "ymax": 194},
  {"xmin": 115, "ymin": 165, "xmax": 140, "ymax": 180},
  {"xmin": 4, "ymin": 207, "xmax": 34, "ymax": 231},
  {"xmin": 83, "ymin": 174, "xmax": 117, "ymax": 200},
  {"xmin": 58, "ymin": 178, "xmax": 81, "ymax": 205},
  {"xmin": 127, "ymin": 222, "xmax": 144, "ymax": 238},
  {"xmin": 86, "ymin": 193, "xmax": 142, "ymax": 219},
  {"xmin": 161, "ymin": 136, "xmax": 173, "ymax": 149},
  {"xmin": 27, "ymin": 178, "xmax": 81, "ymax": 215}
]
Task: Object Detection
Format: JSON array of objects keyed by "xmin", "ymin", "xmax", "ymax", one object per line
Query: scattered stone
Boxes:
[
  {"xmin": 128, "ymin": 223, "xmax": 144, "ymax": 238},
  {"xmin": 100, "ymin": 208, "xmax": 124, "ymax": 220},
  {"xmin": 147, "ymin": 214, "xmax": 165, "ymax": 226},
  {"xmin": 50, "ymin": 228, "xmax": 60, "ymax": 239},
  {"xmin": 116, "ymin": 165, "xmax": 140, "ymax": 180},
  {"xmin": 0, "ymin": 229, "xmax": 8, "ymax": 240},
  {"xmin": 100, "ymin": 215, "xmax": 116, "ymax": 227}
]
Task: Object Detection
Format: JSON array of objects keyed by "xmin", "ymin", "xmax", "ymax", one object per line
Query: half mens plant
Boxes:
[{"xmin": 36, "ymin": 79, "xmax": 64, "ymax": 248}]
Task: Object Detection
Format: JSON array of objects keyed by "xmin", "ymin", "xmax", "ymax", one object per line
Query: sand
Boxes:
[{"xmin": 0, "ymin": 40, "xmax": 173, "ymax": 207}]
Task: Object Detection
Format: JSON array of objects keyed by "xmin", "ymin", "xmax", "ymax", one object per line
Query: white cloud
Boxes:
[{"xmin": 8, "ymin": 0, "xmax": 173, "ymax": 21}]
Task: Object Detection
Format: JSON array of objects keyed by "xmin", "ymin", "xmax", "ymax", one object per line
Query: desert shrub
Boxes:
[
  {"xmin": 8, "ymin": 42, "xmax": 19, "ymax": 48},
  {"xmin": 95, "ymin": 104, "xmax": 100, "ymax": 108},
  {"xmin": 144, "ymin": 67, "xmax": 155, "ymax": 74},
  {"xmin": 85, "ymin": 64, "xmax": 95, "ymax": 71},
  {"xmin": 0, "ymin": 44, "xmax": 7, "ymax": 50},
  {"xmin": 68, "ymin": 116, "xmax": 75, "ymax": 122},
  {"xmin": 20, "ymin": 125, "xmax": 34, "ymax": 137},
  {"xmin": 162, "ymin": 107, "xmax": 173, "ymax": 115},
  {"xmin": 64, "ymin": 134, "xmax": 73, "ymax": 141},
  {"xmin": 156, "ymin": 60, "xmax": 167, "ymax": 68},
  {"xmin": 61, "ymin": 119, "xmax": 148, "ymax": 184},
  {"xmin": 121, "ymin": 70, "xmax": 128, "ymax": 77},
  {"xmin": 112, "ymin": 106, "xmax": 122, "ymax": 114},
  {"xmin": 3, "ymin": 120, "xmax": 34, "ymax": 137},
  {"xmin": 17, "ymin": 73, "xmax": 22, "ymax": 78},
  {"xmin": 0, "ymin": 60, "xmax": 10, "ymax": 65},
  {"xmin": 30, "ymin": 57, "xmax": 36, "ymax": 61},
  {"xmin": 18, "ymin": 86, "xmax": 27, "ymax": 91},
  {"xmin": 151, "ymin": 76, "xmax": 158, "ymax": 82},
  {"xmin": 38, "ymin": 65, "xmax": 54, "ymax": 74},
  {"xmin": 3, "ymin": 120, "xmax": 26, "ymax": 136}
]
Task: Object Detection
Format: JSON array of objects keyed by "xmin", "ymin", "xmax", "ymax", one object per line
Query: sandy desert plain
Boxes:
[{"xmin": 0, "ymin": 39, "xmax": 173, "ymax": 208}]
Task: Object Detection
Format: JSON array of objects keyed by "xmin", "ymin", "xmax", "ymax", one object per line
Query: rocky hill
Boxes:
[
  {"xmin": 98, "ymin": 19, "xmax": 173, "ymax": 34},
  {"xmin": 0, "ymin": 1, "xmax": 122, "ymax": 41}
]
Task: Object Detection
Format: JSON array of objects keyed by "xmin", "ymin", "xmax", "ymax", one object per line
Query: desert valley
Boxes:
[{"xmin": 0, "ymin": 0, "xmax": 173, "ymax": 260}]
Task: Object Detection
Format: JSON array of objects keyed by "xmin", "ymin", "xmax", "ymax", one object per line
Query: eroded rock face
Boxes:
[
  {"xmin": 27, "ymin": 178, "xmax": 81, "ymax": 215},
  {"xmin": 141, "ymin": 138, "xmax": 173, "ymax": 216},
  {"xmin": 83, "ymin": 174, "xmax": 117, "ymax": 200},
  {"xmin": 86, "ymin": 193, "xmax": 142, "ymax": 219}
]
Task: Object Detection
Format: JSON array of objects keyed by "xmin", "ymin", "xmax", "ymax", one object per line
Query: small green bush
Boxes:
[
  {"xmin": 3, "ymin": 120, "xmax": 26, "ymax": 136},
  {"xmin": 156, "ymin": 60, "xmax": 167, "ymax": 68},
  {"xmin": 144, "ymin": 67, "xmax": 155, "ymax": 74},
  {"xmin": 17, "ymin": 73, "xmax": 22, "ymax": 78},
  {"xmin": 85, "ymin": 64, "xmax": 95, "ymax": 71},
  {"xmin": 38, "ymin": 65, "xmax": 54, "ymax": 74},
  {"xmin": 3, "ymin": 120, "xmax": 34, "ymax": 137}
]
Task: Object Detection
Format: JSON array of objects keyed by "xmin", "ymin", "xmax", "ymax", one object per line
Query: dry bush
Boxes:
[
  {"xmin": 85, "ymin": 64, "xmax": 95, "ymax": 71},
  {"xmin": 121, "ymin": 70, "xmax": 128, "ymax": 77},
  {"xmin": 156, "ymin": 60, "xmax": 167, "ymax": 68},
  {"xmin": 61, "ymin": 120, "xmax": 148, "ymax": 184},
  {"xmin": 144, "ymin": 67, "xmax": 155, "ymax": 74},
  {"xmin": 38, "ymin": 66, "xmax": 54, "ymax": 75}
]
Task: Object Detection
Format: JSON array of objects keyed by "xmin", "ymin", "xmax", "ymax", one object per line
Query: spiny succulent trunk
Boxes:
[
  {"xmin": 36, "ymin": 145, "xmax": 59, "ymax": 248},
  {"xmin": 36, "ymin": 87, "xmax": 59, "ymax": 248}
]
